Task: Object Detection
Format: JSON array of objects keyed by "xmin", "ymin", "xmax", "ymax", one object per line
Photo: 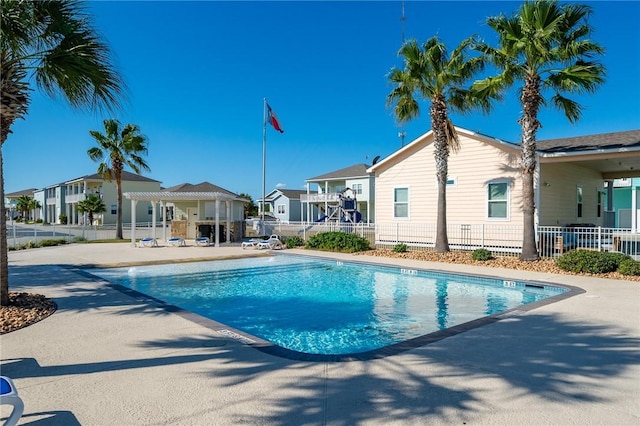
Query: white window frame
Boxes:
[
  {"xmin": 277, "ymin": 204, "xmax": 286, "ymax": 215},
  {"xmin": 352, "ymin": 183, "xmax": 363, "ymax": 195},
  {"xmin": 434, "ymin": 176, "xmax": 457, "ymax": 187},
  {"xmin": 486, "ymin": 181, "xmax": 510, "ymax": 221},
  {"xmin": 577, "ymin": 186, "xmax": 583, "ymax": 219},
  {"xmin": 393, "ymin": 186, "xmax": 410, "ymax": 220}
]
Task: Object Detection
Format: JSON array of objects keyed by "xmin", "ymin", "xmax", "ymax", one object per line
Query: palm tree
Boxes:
[
  {"xmin": 238, "ymin": 193, "xmax": 258, "ymax": 218},
  {"xmin": 88, "ymin": 119, "xmax": 150, "ymax": 239},
  {"xmin": 473, "ymin": 0, "xmax": 605, "ymax": 261},
  {"xmin": 15, "ymin": 195, "xmax": 32, "ymax": 220},
  {"xmin": 77, "ymin": 194, "xmax": 106, "ymax": 226},
  {"xmin": 0, "ymin": 0, "xmax": 125, "ymax": 305},
  {"xmin": 27, "ymin": 198, "xmax": 41, "ymax": 222},
  {"xmin": 387, "ymin": 36, "xmax": 491, "ymax": 252}
]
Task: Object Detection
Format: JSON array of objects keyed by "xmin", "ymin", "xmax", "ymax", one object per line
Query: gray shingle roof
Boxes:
[
  {"xmin": 537, "ymin": 130, "xmax": 640, "ymax": 153},
  {"xmin": 5, "ymin": 188, "xmax": 38, "ymax": 198},
  {"xmin": 278, "ymin": 189, "xmax": 307, "ymax": 199},
  {"xmin": 307, "ymin": 163, "xmax": 371, "ymax": 181},
  {"xmin": 68, "ymin": 170, "xmax": 160, "ymax": 183},
  {"xmin": 162, "ymin": 182, "xmax": 239, "ymax": 197}
]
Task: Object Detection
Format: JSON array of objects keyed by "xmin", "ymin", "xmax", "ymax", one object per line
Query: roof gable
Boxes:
[
  {"xmin": 307, "ymin": 164, "xmax": 371, "ymax": 181},
  {"xmin": 368, "ymin": 126, "xmax": 519, "ymax": 173}
]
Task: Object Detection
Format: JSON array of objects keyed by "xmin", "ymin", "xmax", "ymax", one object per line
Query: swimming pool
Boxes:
[{"xmin": 87, "ymin": 255, "xmax": 571, "ymax": 360}]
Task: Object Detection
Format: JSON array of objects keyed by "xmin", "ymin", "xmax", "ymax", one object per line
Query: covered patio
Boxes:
[{"xmin": 124, "ymin": 191, "xmax": 248, "ymax": 247}]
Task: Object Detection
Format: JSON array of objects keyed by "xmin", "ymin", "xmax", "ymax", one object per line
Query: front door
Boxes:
[{"xmin": 187, "ymin": 207, "xmax": 197, "ymax": 239}]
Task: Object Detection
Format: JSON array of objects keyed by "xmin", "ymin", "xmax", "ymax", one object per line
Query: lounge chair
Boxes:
[
  {"xmin": 138, "ymin": 237, "xmax": 158, "ymax": 247},
  {"xmin": 257, "ymin": 235, "xmax": 284, "ymax": 250},
  {"xmin": 167, "ymin": 237, "xmax": 186, "ymax": 247},
  {"xmin": 241, "ymin": 239, "xmax": 260, "ymax": 249},
  {"xmin": 195, "ymin": 237, "xmax": 210, "ymax": 246},
  {"xmin": 0, "ymin": 376, "xmax": 24, "ymax": 426}
]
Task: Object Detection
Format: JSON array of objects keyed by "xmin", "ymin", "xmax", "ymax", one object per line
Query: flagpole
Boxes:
[{"xmin": 261, "ymin": 97, "xmax": 267, "ymax": 235}]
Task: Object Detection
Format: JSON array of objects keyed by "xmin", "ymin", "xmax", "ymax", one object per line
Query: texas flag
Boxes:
[{"xmin": 266, "ymin": 103, "xmax": 284, "ymax": 133}]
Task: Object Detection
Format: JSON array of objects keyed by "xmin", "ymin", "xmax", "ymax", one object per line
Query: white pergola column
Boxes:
[
  {"xmin": 214, "ymin": 198, "xmax": 220, "ymax": 247},
  {"xmin": 130, "ymin": 199, "xmax": 137, "ymax": 245},
  {"xmin": 151, "ymin": 201, "xmax": 157, "ymax": 239},
  {"xmin": 632, "ymin": 186, "xmax": 638, "ymax": 233},
  {"xmin": 161, "ymin": 201, "xmax": 167, "ymax": 241},
  {"xmin": 225, "ymin": 200, "xmax": 231, "ymax": 243}
]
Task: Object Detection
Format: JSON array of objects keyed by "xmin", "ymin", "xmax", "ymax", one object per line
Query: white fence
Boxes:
[
  {"xmin": 261, "ymin": 221, "xmax": 640, "ymax": 259},
  {"xmin": 9, "ymin": 220, "xmax": 640, "ymax": 259},
  {"xmin": 5, "ymin": 222, "xmax": 162, "ymax": 248}
]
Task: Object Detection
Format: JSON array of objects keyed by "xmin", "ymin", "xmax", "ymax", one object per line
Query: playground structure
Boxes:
[{"xmin": 315, "ymin": 188, "xmax": 362, "ymax": 223}]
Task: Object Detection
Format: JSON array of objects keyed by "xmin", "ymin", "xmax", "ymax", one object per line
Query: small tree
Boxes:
[
  {"xmin": 238, "ymin": 193, "xmax": 258, "ymax": 218},
  {"xmin": 15, "ymin": 195, "xmax": 32, "ymax": 220},
  {"xmin": 77, "ymin": 194, "xmax": 106, "ymax": 226}
]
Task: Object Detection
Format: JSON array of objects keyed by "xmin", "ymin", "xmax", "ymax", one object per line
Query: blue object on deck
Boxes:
[{"xmin": 0, "ymin": 376, "xmax": 24, "ymax": 426}]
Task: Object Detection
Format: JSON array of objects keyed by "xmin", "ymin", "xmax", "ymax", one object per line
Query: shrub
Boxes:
[
  {"xmin": 556, "ymin": 250, "xmax": 625, "ymax": 274},
  {"xmin": 285, "ymin": 236, "xmax": 305, "ymax": 249},
  {"xmin": 393, "ymin": 243, "xmax": 408, "ymax": 253},
  {"xmin": 618, "ymin": 259, "xmax": 640, "ymax": 276},
  {"xmin": 306, "ymin": 232, "xmax": 370, "ymax": 253},
  {"xmin": 472, "ymin": 248, "xmax": 493, "ymax": 261},
  {"xmin": 39, "ymin": 239, "xmax": 68, "ymax": 247},
  {"xmin": 59, "ymin": 213, "xmax": 68, "ymax": 224}
]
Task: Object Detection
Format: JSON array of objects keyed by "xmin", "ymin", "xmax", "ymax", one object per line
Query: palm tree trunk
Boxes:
[
  {"xmin": 0, "ymin": 147, "xmax": 9, "ymax": 305},
  {"xmin": 432, "ymin": 98, "xmax": 450, "ymax": 253},
  {"xmin": 519, "ymin": 74, "xmax": 542, "ymax": 261}
]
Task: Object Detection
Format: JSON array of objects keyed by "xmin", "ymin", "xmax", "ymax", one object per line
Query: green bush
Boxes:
[
  {"xmin": 393, "ymin": 243, "xmax": 408, "ymax": 253},
  {"xmin": 618, "ymin": 258, "xmax": 640, "ymax": 276},
  {"xmin": 59, "ymin": 213, "xmax": 68, "ymax": 224},
  {"xmin": 306, "ymin": 232, "xmax": 370, "ymax": 253},
  {"xmin": 285, "ymin": 236, "xmax": 305, "ymax": 249},
  {"xmin": 556, "ymin": 250, "xmax": 629, "ymax": 274},
  {"xmin": 472, "ymin": 248, "xmax": 493, "ymax": 261},
  {"xmin": 39, "ymin": 239, "xmax": 68, "ymax": 247}
]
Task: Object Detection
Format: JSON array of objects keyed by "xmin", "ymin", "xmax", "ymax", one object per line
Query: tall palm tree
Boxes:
[
  {"xmin": 1, "ymin": 0, "xmax": 125, "ymax": 305},
  {"xmin": 387, "ymin": 36, "xmax": 491, "ymax": 252},
  {"xmin": 88, "ymin": 119, "xmax": 150, "ymax": 239},
  {"xmin": 77, "ymin": 193, "xmax": 106, "ymax": 226},
  {"xmin": 473, "ymin": 0, "xmax": 605, "ymax": 261}
]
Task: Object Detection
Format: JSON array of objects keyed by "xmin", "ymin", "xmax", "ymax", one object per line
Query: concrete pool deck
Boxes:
[{"xmin": 1, "ymin": 243, "xmax": 638, "ymax": 425}]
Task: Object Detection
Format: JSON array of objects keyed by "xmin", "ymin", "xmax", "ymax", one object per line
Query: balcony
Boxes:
[
  {"xmin": 65, "ymin": 193, "xmax": 86, "ymax": 203},
  {"xmin": 301, "ymin": 193, "xmax": 340, "ymax": 203}
]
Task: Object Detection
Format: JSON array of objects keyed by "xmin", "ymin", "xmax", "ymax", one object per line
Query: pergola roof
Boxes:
[{"xmin": 124, "ymin": 191, "xmax": 247, "ymax": 202}]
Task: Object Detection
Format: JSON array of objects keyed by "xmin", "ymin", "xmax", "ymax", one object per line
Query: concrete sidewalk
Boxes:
[{"xmin": 1, "ymin": 243, "xmax": 639, "ymax": 425}]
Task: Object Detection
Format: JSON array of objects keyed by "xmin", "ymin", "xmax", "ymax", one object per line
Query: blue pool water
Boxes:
[{"xmin": 88, "ymin": 255, "xmax": 567, "ymax": 356}]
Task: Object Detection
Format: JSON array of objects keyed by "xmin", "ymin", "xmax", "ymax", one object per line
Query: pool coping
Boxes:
[{"xmin": 70, "ymin": 253, "xmax": 586, "ymax": 362}]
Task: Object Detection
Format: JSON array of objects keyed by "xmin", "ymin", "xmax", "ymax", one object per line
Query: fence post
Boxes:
[
  {"xmin": 395, "ymin": 223, "xmax": 399, "ymax": 244},
  {"xmin": 481, "ymin": 224, "xmax": 485, "ymax": 248},
  {"xmin": 597, "ymin": 226, "xmax": 602, "ymax": 251}
]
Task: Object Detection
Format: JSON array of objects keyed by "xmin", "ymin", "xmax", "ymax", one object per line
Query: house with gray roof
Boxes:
[
  {"xmin": 303, "ymin": 163, "xmax": 375, "ymax": 223},
  {"xmin": 367, "ymin": 127, "xmax": 640, "ymax": 250},
  {"xmin": 258, "ymin": 188, "xmax": 318, "ymax": 223}
]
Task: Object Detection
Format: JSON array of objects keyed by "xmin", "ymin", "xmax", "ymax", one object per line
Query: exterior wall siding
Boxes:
[
  {"xmin": 539, "ymin": 162, "xmax": 605, "ymax": 226},
  {"xmin": 374, "ymin": 134, "xmax": 522, "ymax": 225}
]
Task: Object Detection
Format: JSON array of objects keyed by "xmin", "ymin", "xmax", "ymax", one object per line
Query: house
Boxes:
[
  {"xmin": 367, "ymin": 127, "xmax": 640, "ymax": 247},
  {"xmin": 4, "ymin": 188, "xmax": 38, "ymax": 220},
  {"xmin": 258, "ymin": 189, "xmax": 317, "ymax": 223},
  {"xmin": 302, "ymin": 163, "xmax": 375, "ymax": 223},
  {"xmin": 609, "ymin": 178, "xmax": 640, "ymax": 228},
  {"xmin": 124, "ymin": 181, "xmax": 248, "ymax": 246},
  {"xmin": 54, "ymin": 171, "xmax": 162, "ymax": 225}
]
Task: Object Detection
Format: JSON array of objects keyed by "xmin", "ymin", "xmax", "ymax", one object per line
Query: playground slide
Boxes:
[{"xmin": 314, "ymin": 215, "xmax": 328, "ymax": 222}]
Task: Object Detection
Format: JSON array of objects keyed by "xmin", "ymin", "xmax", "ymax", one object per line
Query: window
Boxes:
[
  {"xmin": 148, "ymin": 204, "xmax": 153, "ymax": 215},
  {"xmin": 577, "ymin": 186, "xmax": 583, "ymax": 218},
  {"xmin": 487, "ymin": 182, "xmax": 508, "ymax": 219},
  {"xmin": 394, "ymin": 187, "xmax": 409, "ymax": 218},
  {"xmin": 597, "ymin": 190, "xmax": 603, "ymax": 218},
  {"xmin": 277, "ymin": 204, "xmax": 285, "ymax": 214},
  {"xmin": 352, "ymin": 183, "xmax": 363, "ymax": 195},
  {"xmin": 111, "ymin": 204, "xmax": 117, "ymax": 215}
]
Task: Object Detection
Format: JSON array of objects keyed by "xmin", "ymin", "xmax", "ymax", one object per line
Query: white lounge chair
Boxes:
[
  {"xmin": 257, "ymin": 235, "xmax": 284, "ymax": 250},
  {"xmin": 195, "ymin": 237, "xmax": 210, "ymax": 246},
  {"xmin": 0, "ymin": 376, "xmax": 24, "ymax": 426},
  {"xmin": 138, "ymin": 237, "xmax": 158, "ymax": 247},
  {"xmin": 241, "ymin": 239, "xmax": 260, "ymax": 249},
  {"xmin": 167, "ymin": 237, "xmax": 186, "ymax": 247}
]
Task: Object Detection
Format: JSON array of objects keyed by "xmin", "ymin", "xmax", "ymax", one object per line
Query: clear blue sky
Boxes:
[{"xmin": 5, "ymin": 1, "xmax": 639, "ymax": 201}]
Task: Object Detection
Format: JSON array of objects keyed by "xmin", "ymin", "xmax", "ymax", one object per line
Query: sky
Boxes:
[{"xmin": 4, "ymin": 0, "xmax": 640, "ymax": 201}]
